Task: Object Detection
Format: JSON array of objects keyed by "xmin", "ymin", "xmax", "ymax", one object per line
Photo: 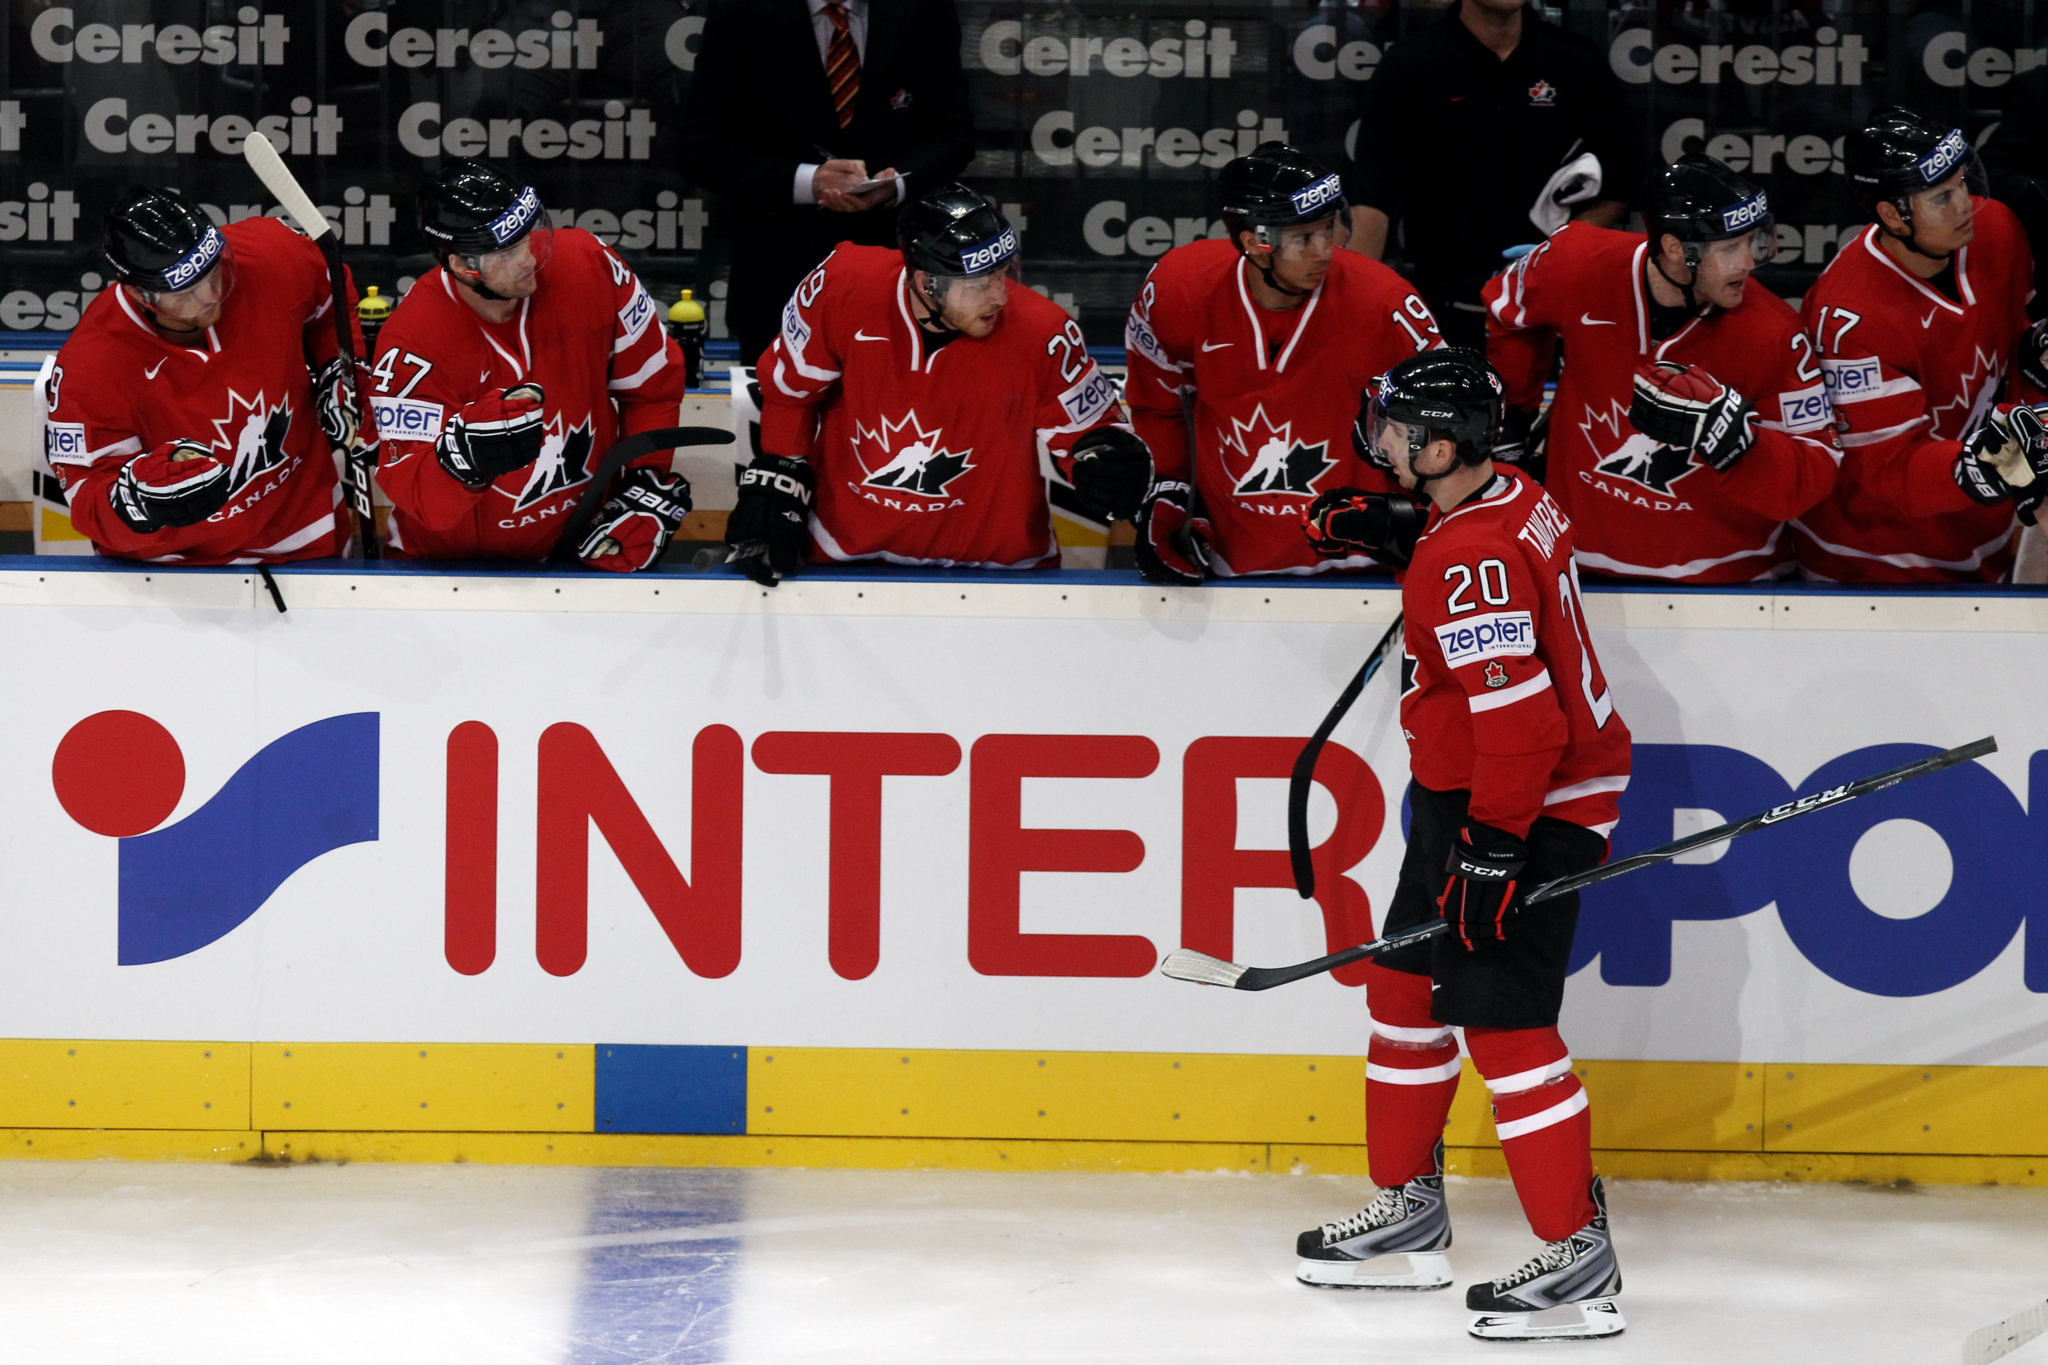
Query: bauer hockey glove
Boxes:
[
  {"xmin": 1133, "ymin": 479, "xmax": 1212, "ymax": 586},
  {"xmin": 110, "ymin": 440, "xmax": 232, "ymax": 533},
  {"xmin": 1955, "ymin": 403, "xmax": 2048, "ymax": 525},
  {"xmin": 436, "ymin": 383, "xmax": 546, "ymax": 488},
  {"xmin": 578, "ymin": 467, "xmax": 694, "ymax": 573},
  {"xmin": 2023, "ymin": 319, "xmax": 2048, "ymax": 395},
  {"xmin": 1629, "ymin": 361, "xmax": 1758, "ymax": 471},
  {"xmin": 1064, "ymin": 427, "xmax": 1152, "ymax": 523},
  {"xmin": 1438, "ymin": 822, "xmax": 1528, "ymax": 951},
  {"xmin": 725, "ymin": 453, "xmax": 815, "ymax": 586},
  {"xmin": 312, "ymin": 356, "xmax": 370, "ymax": 450},
  {"xmin": 1302, "ymin": 486, "xmax": 1425, "ymax": 568}
]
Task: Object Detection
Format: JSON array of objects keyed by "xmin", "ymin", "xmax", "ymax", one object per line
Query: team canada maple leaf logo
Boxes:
[
  {"xmin": 1528, "ymin": 79, "xmax": 1557, "ymax": 107},
  {"xmin": 1582, "ymin": 399, "xmax": 1696, "ymax": 495},
  {"xmin": 1221, "ymin": 404, "xmax": 1333, "ymax": 498},
  {"xmin": 855, "ymin": 410, "xmax": 974, "ymax": 497},
  {"xmin": 512, "ymin": 415, "xmax": 595, "ymax": 511},
  {"xmin": 1929, "ymin": 346, "xmax": 2003, "ymax": 442},
  {"xmin": 1484, "ymin": 660, "xmax": 1510, "ymax": 689},
  {"xmin": 207, "ymin": 388, "xmax": 293, "ymax": 495}
]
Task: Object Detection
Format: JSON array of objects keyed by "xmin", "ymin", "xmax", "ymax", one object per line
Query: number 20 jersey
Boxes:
[{"xmin": 1401, "ymin": 471, "xmax": 1632, "ymax": 839}]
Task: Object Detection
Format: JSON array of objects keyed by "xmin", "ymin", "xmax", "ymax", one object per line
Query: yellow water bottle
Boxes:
[
  {"xmin": 668, "ymin": 288, "xmax": 707, "ymax": 389},
  {"xmin": 357, "ymin": 285, "xmax": 393, "ymax": 357}
]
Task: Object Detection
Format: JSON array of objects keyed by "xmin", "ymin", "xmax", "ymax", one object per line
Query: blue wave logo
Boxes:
[{"xmin": 53, "ymin": 712, "xmax": 380, "ymax": 965}]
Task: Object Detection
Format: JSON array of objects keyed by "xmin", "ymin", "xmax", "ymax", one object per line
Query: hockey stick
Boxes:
[
  {"xmin": 241, "ymin": 132, "xmax": 380, "ymax": 559},
  {"xmin": 545, "ymin": 426, "xmax": 736, "ymax": 565},
  {"xmin": 1290, "ymin": 612, "xmax": 1404, "ymax": 899},
  {"xmin": 1963, "ymin": 1299, "xmax": 2046, "ymax": 1364},
  {"xmin": 1163, "ymin": 736, "xmax": 1996, "ymax": 991}
]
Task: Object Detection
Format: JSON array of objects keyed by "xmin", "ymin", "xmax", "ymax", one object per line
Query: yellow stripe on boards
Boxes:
[
  {"xmin": 1766, "ymin": 1064, "xmax": 2048, "ymax": 1154},
  {"xmin": 250, "ymin": 1044, "xmax": 594, "ymax": 1132},
  {"xmin": 0, "ymin": 1041, "xmax": 248, "ymax": 1128}
]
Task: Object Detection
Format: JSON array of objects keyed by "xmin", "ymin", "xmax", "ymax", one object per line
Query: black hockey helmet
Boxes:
[
  {"xmin": 898, "ymin": 183, "xmax": 1018, "ymax": 281},
  {"xmin": 1357, "ymin": 347, "xmax": 1504, "ymax": 478},
  {"xmin": 1641, "ymin": 155, "xmax": 1776, "ymax": 263},
  {"xmin": 418, "ymin": 159, "xmax": 552, "ymax": 282},
  {"xmin": 1218, "ymin": 142, "xmax": 1348, "ymax": 235},
  {"xmin": 1847, "ymin": 107, "xmax": 1985, "ymax": 207},
  {"xmin": 103, "ymin": 185, "xmax": 230, "ymax": 296}
]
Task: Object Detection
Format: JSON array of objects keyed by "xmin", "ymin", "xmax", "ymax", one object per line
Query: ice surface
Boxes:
[{"xmin": 0, "ymin": 1161, "xmax": 2037, "ymax": 1364}]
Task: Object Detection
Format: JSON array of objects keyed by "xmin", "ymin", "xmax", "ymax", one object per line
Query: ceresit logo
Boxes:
[
  {"xmin": 1289, "ymin": 173, "xmax": 1344, "ymax": 217},
  {"xmin": 52, "ymin": 711, "xmax": 379, "ymax": 965},
  {"xmin": 1433, "ymin": 610, "xmax": 1536, "ymax": 668},
  {"xmin": 161, "ymin": 226, "xmax": 223, "ymax": 291},
  {"xmin": 1719, "ymin": 191, "xmax": 1769, "ymax": 233},
  {"xmin": 370, "ymin": 396, "xmax": 444, "ymax": 442},
  {"xmin": 958, "ymin": 226, "xmax": 1019, "ymax": 275},
  {"xmin": 487, "ymin": 185, "xmax": 542, "ymax": 246},
  {"xmin": 1916, "ymin": 128, "xmax": 1970, "ymax": 186}
]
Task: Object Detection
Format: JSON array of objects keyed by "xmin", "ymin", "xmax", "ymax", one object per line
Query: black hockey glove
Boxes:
[
  {"xmin": 1630, "ymin": 362, "xmax": 1757, "ymax": 472},
  {"xmin": 1437, "ymin": 822, "xmax": 1528, "ymax": 952},
  {"xmin": 1492, "ymin": 404, "xmax": 1548, "ymax": 481},
  {"xmin": 1064, "ymin": 427, "xmax": 1152, "ymax": 523},
  {"xmin": 436, "ymin": 383, "xmax": 546, "ymax": 488},
  {"xmin": 1301, "ymin": 486, "xmax": 1425, "ymax": 568},
  {"xmin": 725, "ymin": 452, "xmax": 815, "ymax": 586},
  {"xmin": 110, "ymin": 440, "xmax": 232, "ymax": 533},
  {"xmin": 2022, "ymin": 318, "xmax": 2048, "ymax": 395},
  {"xmin": 1955, "ymin": 403, "xmax": 2048, "ymax": 525},
  {"xmin": 579, "ymin": 467, "xmax": 694, "ymax": 573},
  {"xmin": 1133, "ymin": 479, "xmax": 1212, "ymax": 586},
  {"xmin": 312, "ymin": 355, "xmax": 368, "ymax": 449}
]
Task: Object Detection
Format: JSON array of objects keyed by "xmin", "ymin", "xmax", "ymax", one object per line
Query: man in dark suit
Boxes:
[{"xmin": 677, "ymin": 0, "xmax": 974, "ymax": 365}]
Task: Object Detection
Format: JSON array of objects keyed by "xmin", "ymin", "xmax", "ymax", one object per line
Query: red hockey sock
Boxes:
[
  {"xmin": 1363, "ymin": 963, "xmax": 1461, "ymax": 1188},
  {"xmin": 1466, "ymin": 1025, "xmax": 1595, "ymax": 1243}
]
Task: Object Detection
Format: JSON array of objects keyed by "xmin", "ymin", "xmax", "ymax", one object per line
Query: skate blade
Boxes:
[
  {"xmin": 1297, "ymin": 1251, "xmax": 1452, "ymax": 1291},
  {"xmin": 1468, "ymin": 1297, "xmax": 1625, "ymax": 1341}
]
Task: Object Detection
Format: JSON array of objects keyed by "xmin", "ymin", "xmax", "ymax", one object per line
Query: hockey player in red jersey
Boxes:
[
  {"xmin": 45, "ymin": 186, "xmax": 363, "ymax": 564},
  {"xmin": 1482, "ymin": 156, "xmax": 1840, "ymax": 583},
  {"xmin": 1122, "ymin": 143, "xmax": 1443, "ymax": 583},
  {"xmin": 370, "ymin": 161, "xmax": 691, "ymax": 569},
  {"xmin": 1796, "ymin": 108, "xmax": 2047, "ymax": 582},
  {"xmin": 732, "ymin": 184, "xmax": 1149, "ymax": 581},
  {"xmin": 1296, "ymin": 349, "xmax": 1632, "ymax": 1343}
]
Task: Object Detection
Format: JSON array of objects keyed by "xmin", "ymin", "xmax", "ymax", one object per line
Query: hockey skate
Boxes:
[
  {"xmin": 1295, "ymin": 1140, "xmax": 1452, "ymax": 1289},
  {"xmin": 1465, "ymin": 1175, "xmax": 1624, "ymax": 1340}
]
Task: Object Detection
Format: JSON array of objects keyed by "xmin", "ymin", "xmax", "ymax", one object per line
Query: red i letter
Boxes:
[{"xmin": 445, "ymin": 721, "xmax": 498, "ymax": 976}]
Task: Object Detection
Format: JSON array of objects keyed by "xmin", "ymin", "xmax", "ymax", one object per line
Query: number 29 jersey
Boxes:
[{"xmin": 1401, "ymin": 471, "xmax": 1632, "ymax": 839}]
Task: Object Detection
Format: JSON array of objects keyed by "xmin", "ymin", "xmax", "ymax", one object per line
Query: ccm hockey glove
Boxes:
[
  {"xmin": 1064, "ymin": 427, "xmax": 1152, "ymax": 523},
  {"xmin": 436, "ymin": 383, "xmax": 545, "ymax": 488},
  {"xmin": 1629, "ymin": 361, "xmax": 1758, "ymax": 471},
  {"xmin": 1133, "ymin": 479, "xmax": 1212, "ymax": 586},
  {"xmin": 578, "ymin": 467, "xmax": 694, "ymax": 572},
  {"xmin": 725, "ymin": 453, "xmax": 815, "ymax": 586},
  {"xmin": 1302, "ymin": 486, "xmax": 1425, "ymax": 568},
  {"xmin": 1956, "ymin": 404, "xmax": 2048, "ymax": 524},
  {"xmin": 110, "ymin": 440, "xmax": 232, "ymax": 533},
  {"xmin": 1438, "ymin": 822, "xmax": 1528, "ymax": 951}
]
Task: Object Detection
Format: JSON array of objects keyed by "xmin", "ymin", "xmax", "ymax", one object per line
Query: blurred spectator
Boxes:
[
  {"xmin": 676, "ymin": 0, "xmax": 973, "ymax": 367},
  {"xmin": 1981, "ymin": 69, "xmax": 2048, "ymax": 315},
  {"xmin": 1346, "ymin": 0, "xmax": 1632, "ymax": 348}
]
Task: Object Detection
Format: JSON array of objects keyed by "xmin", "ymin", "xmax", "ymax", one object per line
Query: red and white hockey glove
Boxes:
[
  {"xmin": 436, "ymin": 383, "xmax": 545, "ymax": 488},
  {"xmin": 1629, "ymin": 362, "xmax": 1757, "ymax": 471},
  {"xmin": 1956, "ymin": 404, "xmax": 2048, "ymax": 524},
  {"xmin": 1438, "ymin": 822, "xmax": 1528, "ymax": 951},
  {"xmin": 1134, "ymin": 480, "xmax": 1212, "ymax": 586},
  {"xmin": 312, "ymin": 355, "xmax": 371, "ymax": 450},
  {"xmin": 578, "ymin": 468, "xmax": 694, "ymax": 572},
  {"xmin": 1302, "ymin": 486, "xmax": 1425, "ymax": 568},
  {"xmin": 110, "ymin": 440, "xmax": 232, "ymax": 533}
]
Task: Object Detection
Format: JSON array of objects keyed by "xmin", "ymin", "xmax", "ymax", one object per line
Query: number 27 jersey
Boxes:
[{"xmin": 1401, "ymin": 471, "xmax": 1633, "ymax": 839}]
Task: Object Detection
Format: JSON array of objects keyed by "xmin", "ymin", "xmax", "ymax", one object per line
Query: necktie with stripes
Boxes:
[{"xmin": 823, "ymin": 2, "xmax": 860, "ymax": 130}]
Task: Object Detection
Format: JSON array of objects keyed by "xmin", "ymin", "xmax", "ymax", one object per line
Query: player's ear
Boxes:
[
  {"xmin": 1235, "ymin": 228, "xmax": 1267, "ymax": 260},
  {"xmin": 1873, "ymin": 199, "xmax": 1905, "ymax": 235}
]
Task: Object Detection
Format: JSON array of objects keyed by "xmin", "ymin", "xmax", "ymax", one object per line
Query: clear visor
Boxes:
[
  {"xmin": 1365, "ymin": 400, "xmax": 1422, "ymax": 473},
  {"xmin": 927, "ymin": 259, "xmax": 1019, "ymax": 307},
  {"xmin": 139, "ymin": 243, "xmax": 236, "ymax": 325},
  {"xmin": 1903, "ymin": 160, "xmax": 1985, "ymax": 227},
  {"xmin": 459, "ymin": 225, "xmax": 554, "ymax": 293},
  {"xmin": 1700, "ymin": 224, "xmax": 1776, "ymax": 268},
  {"xmin": 1256, "ymin": 209, "xmax": 1350, "ymax": 260}
]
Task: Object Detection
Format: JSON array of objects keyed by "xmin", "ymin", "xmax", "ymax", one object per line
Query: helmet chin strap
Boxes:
[
  {"xmin": 1241, "ymin": 237, "xmax": 1310, "ymax": 298},
  {"xmin": 446, "ymin": 252, "xmax": 516, "ymax": 303},
  {"xmin": 1884, "ymin": 201, "xmax": 1955, "ymax": 264},
  {"xmin": 1650, "ymin": 246, "xmax": 1703, "ymax": 312},
  {"xmin": 910, "ymin": 273, "xmax": 962, "ymax": 341}
]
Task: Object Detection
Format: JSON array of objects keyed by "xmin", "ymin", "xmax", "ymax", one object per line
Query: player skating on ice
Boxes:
[
  {"xmin": 1794, "ymin": 107, "xmax": 2048, "ymax": 582},
  {"xmin": 45, "ymin": 186, "xmax": 365, "ymax": 564},
  {"xmin": 1122, "ymin": 142, "xmax": 1444, "ymax": 583},
  {"xmin": 731, "ymin": 183, "xmax": 1148, "ymax": 582},
  {"xmin": 371, "ymin": 160, "xmax": 692, "ymax": 569},
  {"xmin": 1481, "ymin": 155, "xmax": 1840, "ymax": 582},
  {"xmin": 1296, "ymin": 348, "xmax": 1633, "ymax": 1342}
]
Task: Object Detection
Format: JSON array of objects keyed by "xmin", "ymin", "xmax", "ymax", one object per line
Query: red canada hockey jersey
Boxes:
[
  {"xmin": 758, "ymin": 245, "xmax": 1124, "ymax": 568},
  {"xmin": 46, "ymin": 216, "xmax": 352, "ymax": 565},
  {"xmin": 1794, "ymin": 202, "xmax": 2039, "ymax": 582},
  {"xmin": 1123, "ymin": 239, "xmax": 1442, "ymax": 575},
  {"xmin": 370, "ymin": 229, "xmax": 685, "ymax": 561},
  {"xmin": 1401, "ymin": 471, "xmax": 1632, "ymax": 839},
  {"xmin": 1483, "ymin": 223, "xmax": 1841, "ymax": 583}
]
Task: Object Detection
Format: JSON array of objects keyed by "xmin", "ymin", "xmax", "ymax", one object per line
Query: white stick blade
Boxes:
[
  {"xmin": 1160, "ymin": 949, "xmax": 1248, "ymax": 989},
  {"xmin": 242, "ymin": 131, "xmax": 332, "ymax": 241},
  {"xmin": 1965, "ymin": 1302, "xmax": 2047, "ymax": 1365}
]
